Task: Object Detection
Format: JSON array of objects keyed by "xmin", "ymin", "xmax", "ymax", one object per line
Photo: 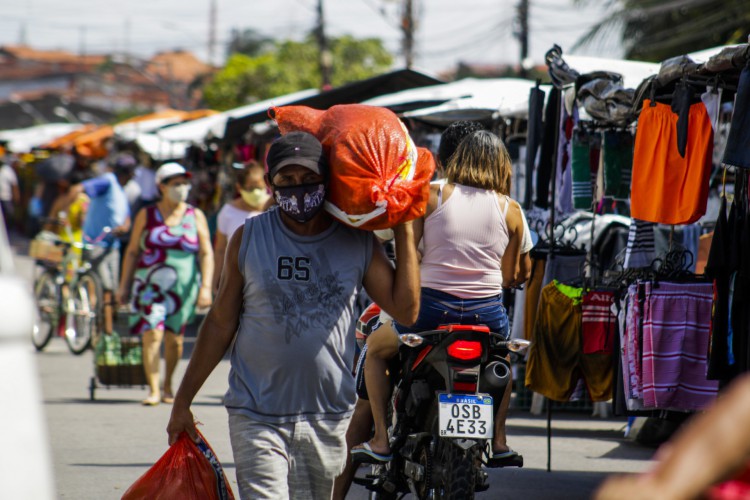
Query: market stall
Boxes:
[{"xmin": 518, "ymin": 42, "xmax": 750, "ymax": 469}]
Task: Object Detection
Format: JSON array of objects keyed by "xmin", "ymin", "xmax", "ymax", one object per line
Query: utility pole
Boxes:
[
  {"xmin": 316, "ymin": 0, "xmax": 333, "ymax": 89},
  {"xmin": 402, "ymin": 0, "xmax": 415, "ymax": 69},
  {"xmin": 78, "ymin": 25, "xmax": 87, "ymax": 101},
  {"xmin": 124, "ymin": 18, "xmax": 131, "ymax": 65},
  {"xmin": 208, "ymin": 0, "xmax": 217, "ymax": 66},
  {"xmin": 515, "ymin": 0, "xmax": 530, "ymax": 77},
  {"xmin": 18, "ymin": 22, "xmax": 27, "ymax": 45}
]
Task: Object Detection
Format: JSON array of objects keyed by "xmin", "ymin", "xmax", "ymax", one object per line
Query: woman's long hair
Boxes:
[{"xmin": 443, "ymin": 130, "xmax": 511, "ymax": 195}]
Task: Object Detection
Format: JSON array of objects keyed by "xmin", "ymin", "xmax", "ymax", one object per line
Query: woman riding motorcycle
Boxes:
[{"xmin": 351, "ymin": 129, "xmax": 529, "ymax": 464}]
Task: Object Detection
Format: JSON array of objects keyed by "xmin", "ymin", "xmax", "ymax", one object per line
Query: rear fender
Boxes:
[{"xmin": 417, "ymin": 331, "xmax": 490, "ymax": 393}]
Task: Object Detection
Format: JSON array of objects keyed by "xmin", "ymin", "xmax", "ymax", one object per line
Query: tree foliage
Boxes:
[
  {"xmin": 225, "ymin": 28, "xmax": 274, "ymax": 58},
  {"xmin": 573, "ymin": 0, "xmax": 750, "ymax": 62},
  {"xmin": 204, "ymin": 34, "xmax": 393, "ymax": 110}
]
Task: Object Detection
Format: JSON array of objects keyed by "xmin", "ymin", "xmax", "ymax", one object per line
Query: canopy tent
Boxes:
[
  {"xmin": 392, "ymin": 79, "xmax": 544, "ymax": 125},
  {"xmin": 362, "ymin": 77, "xmax": 488, "ymax": 112},
  {"xmin": 70, "ymin": 125, "xmax": 114, "ymax": 158},
  {"xmin": 0, "ymin": 123, "xmax": 82, "ymax": 153},
  {"xmin": 222, "ymin": 68, "xmax": 443, "ymax": 142},
  {"xmin": 113, "ymin": 109, "xmax": 217, "ymax": 141},
  {"xmin": 156, "ymin": 89, "xmax": 319, "ymax": 144},
  {"xmin": 41, "ymin": 124, "xmax": 98, "ymax": 150},
  {"xmin": 133, "ymin": 133, "xmax": 191, "ymax": 161},
  {"xmin": 560, "ymin": 55, "xmax": 659, "ymax": 89}
]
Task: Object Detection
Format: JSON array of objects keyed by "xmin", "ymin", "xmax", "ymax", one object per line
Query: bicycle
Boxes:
[{"xmin": 31, "ymin": 221, "xmax": 109, "ymax": 355}]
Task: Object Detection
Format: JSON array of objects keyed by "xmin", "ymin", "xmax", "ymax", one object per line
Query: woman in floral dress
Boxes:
[{"xmin": 117, "ymin": 163, "xmax": 213, "ymax": 406}]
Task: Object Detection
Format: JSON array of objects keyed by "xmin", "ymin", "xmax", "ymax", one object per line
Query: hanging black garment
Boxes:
[
  {"xmin": 731, "ymin": 204, "xmax": 750, "ymax": 376},
  {"xmin": 705, "ymin": 196, "xmax": 732, "ymax": 380},
  {"xmin": 535, "ymin": 88, "xmax": 561, "ymax": 209},
  {"xmin": 671, "ymin": 82, "xmax": 692, "ymax": 158},
  {"xmin": 723, "ymin": 60, "xmax": 750, "ymax": 169},
  {"xmin": 525, "ymin": 85, "xmax": 545, "ymax": 209},
  {"xmin": 731, "ymin": 171, "xmax": 750, "ymax": 376}
]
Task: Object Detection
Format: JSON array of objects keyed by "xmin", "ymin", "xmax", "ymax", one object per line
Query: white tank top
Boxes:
[{"xmin": 420, "ymin": 184, "xmax": 511, "ymax": 299}]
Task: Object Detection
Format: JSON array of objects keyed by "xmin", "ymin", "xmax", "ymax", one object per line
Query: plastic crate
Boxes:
[{"xmin": 94, "ymin": 332, "xmax": 146, "ymax": 386}]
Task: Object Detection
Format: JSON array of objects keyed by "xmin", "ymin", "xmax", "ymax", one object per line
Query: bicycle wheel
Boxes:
[
  {"xmin": 33, "ymin": 271, "xmax": 59, "ymax": 351},
  {"xmin": 67, "ymin": 273, "xmax": 101, "ymax": 355}
]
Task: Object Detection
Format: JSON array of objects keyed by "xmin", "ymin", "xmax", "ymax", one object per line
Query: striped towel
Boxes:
[
  {"xmin": 624, "ymin": 219, "xmax": 655, "ymax": 269},
  {"xmin": 641, "ymin": 281, "xmax": 718, "ymax": 411}
]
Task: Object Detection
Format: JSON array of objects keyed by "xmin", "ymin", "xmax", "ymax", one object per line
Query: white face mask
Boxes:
[{"xmin": 166, "ymin": 184, "xmax": 191, "ymax": 203}]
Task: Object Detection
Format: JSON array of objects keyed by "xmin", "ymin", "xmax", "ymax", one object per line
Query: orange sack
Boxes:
[{"xmin": 271, "ymin": 104, "xmax": 436, "ymax": 231}]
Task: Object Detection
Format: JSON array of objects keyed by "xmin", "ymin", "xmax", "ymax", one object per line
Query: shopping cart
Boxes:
[{"xmin": 89, "ymin": 309, "xmax": 146, "ymax": 400}]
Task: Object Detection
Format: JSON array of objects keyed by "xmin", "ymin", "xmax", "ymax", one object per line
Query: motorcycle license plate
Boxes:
[{"xmin": 438, "ymin": 393, "xmax": 493, "ymax": 439}]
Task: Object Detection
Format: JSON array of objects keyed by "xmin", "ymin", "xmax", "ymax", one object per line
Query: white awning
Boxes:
[
  {"xmin": 0, "ymin": 123, "xmax": 82, "ymax": 153},
  {"xmin": 156, "ymin": 89, "xmax": 319, "ymax": 143},
  {"xmin": 133, "ymin": 133, "xmax": 191, "ymax": 161},
  {"xmin": 398, "ymin": 79, "xmax": 545, "ymax": 124},
  {"xmin": 562, "ymin": 55, "xmax": 660, "ymax": 89}
]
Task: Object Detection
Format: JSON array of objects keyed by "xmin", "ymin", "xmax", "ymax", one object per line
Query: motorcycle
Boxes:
[{"xmin": 353, "ymin": 304, "xmax": 530, "ymax": 499}]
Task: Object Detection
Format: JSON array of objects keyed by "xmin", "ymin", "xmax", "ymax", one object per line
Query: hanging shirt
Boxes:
[{"xmin": 630, "ymin": 100, "xmax": 713, "ymax": 225}]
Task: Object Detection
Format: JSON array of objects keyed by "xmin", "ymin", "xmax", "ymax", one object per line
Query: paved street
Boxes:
[{"xmin": 13, "ymin": 248, "xmax": 655, "ymax": 499}]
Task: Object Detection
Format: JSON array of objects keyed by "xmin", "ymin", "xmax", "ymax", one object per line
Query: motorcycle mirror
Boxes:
[
  {"xmin": 506, "ymin": 338, "xmax": 531, "ymax": 353},
  {"xmin": 398, "ymin": 333, "xmax": 424, "ymax": 347}
]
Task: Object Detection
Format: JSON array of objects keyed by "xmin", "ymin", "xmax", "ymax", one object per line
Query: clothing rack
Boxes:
[
  {"xmin": 544, "ymin": 74, "xmax": 564, "ymax": 473},
  {"xmin": 538, "ymin": 63, "xmax": 614, "ymax": 473},
  {"xmin": 529, "ymin": 43, "xmax": 749, "ymax": 473}
]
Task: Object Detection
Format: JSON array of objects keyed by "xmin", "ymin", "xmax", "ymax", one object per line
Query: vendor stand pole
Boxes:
[{"xmin": 546, "ymin": 83, "xmax": 564, "ymax": 473}]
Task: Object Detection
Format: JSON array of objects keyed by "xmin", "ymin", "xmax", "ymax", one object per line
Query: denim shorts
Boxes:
[{"xmin": 395, "ymin": 287, "xmax": 509, "ymax": 340}]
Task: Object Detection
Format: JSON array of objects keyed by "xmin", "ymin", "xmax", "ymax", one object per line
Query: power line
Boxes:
[
  {"xmin": 418, "ymin": 18, "xmax": 512, "ymax": 58},
  {"xmin": 357, "ymin": 0, "xmax": 401, "ymax": 29},
  {"xmin": 420, "ymin": 15, "xmax": 510, "ymax": 43}
]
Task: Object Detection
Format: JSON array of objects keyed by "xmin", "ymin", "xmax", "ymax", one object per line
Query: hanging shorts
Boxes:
[
  {"xmin": 581, "ymin": 290, "xmax": 616, "ymax": 355},
  {"xmin": 523, "ymin": 257, "xmax": 547, "ymax": 340},
  {"xmin": 525, "ymin": 282, "xmax": 613, "ymax": 402},
  {"xmin": 630, "ymin": 100, "xmax": 713, "ymax": 225}
]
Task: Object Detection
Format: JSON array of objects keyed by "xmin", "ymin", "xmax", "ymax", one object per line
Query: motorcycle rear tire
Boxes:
[{"xmin": 427, "ymin": 403, "xmax": 477, "ymax": 500}]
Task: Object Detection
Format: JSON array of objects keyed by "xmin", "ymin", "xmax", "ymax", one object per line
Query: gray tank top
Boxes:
[{"xmin": 225, "ymin": 208, "xmax": 374, "ymax": 423}]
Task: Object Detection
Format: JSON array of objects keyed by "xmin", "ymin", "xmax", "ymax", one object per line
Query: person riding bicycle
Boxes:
[
  {"xmin": 44, "ymin": 170, "xmax": 91, "ymax": 274},
  {"xmin": 60, "ymin": 156, "xmax": 134, "ymax": 334},
  {"xmin": 350, "ymin": 130, "xmax": 527, "ymax": 467}
]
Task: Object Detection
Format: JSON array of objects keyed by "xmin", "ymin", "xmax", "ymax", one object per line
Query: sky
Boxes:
[{"xmin": 0, "ymin": 0, "xmax": 624, "ymax": 75}]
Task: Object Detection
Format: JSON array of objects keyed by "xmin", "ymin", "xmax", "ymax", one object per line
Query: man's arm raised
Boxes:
[{"xmin": 363, "ymin": 220, "xmax": 420, "ymax": 327}]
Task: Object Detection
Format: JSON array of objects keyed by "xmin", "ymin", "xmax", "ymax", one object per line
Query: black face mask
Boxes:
[{"xmin": 273, "ymin": 182, "xmax": 326, "ymax": 223}]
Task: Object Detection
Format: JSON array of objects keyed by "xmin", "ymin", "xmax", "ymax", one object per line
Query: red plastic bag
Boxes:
[
  {"xmin": 707, "ymin": 463, "xmax": 750, "ymax": 500},
  {"xmin": 271, "ymin": 104, "xmax": 436, "ymax": 231},
  {"xmin": 122, "ymin": 429, "xmax": 235, "ymax": 500}
]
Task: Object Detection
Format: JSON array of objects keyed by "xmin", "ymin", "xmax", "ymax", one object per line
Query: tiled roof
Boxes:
[
  {"xmin": 145, "ymin": 50, "xmax": 214, "ymax": 83},
  {"xmin": 0, "ymin": 45, "xmax": 106, "ymax": 66}
]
